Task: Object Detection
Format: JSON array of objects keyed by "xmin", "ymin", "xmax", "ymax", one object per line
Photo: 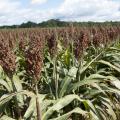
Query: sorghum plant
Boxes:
[{"xmin": 25, "ymin": 34, "xmax": 44, "ymax": 120}]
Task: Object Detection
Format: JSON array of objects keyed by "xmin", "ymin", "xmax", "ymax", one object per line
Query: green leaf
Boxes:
[
  {"xmin": 23, "ymin": 97, "xmax": 36, "ymax": 120},
  {"xmin": 0, "ymin": 79, "xmax": 11, "ymax": 92},
  {"xmin": 59, "ymin": 76, "xmax": 71, "ymax": 97},
  {"xmin": 68, "ymin": 67, "xmax": 78, "ymax": 78},
  {"xmin": 5, "ymin": 76, "xmax": 13, "ymax": 92},
  {"xmin": 80, "ymin": 52, "xmax": 103, "ymax": 74},
  {"xmin": 100, "ymin": 97, "xmax": 117, "ymax": 120},
  {"xmin": 49, "ymin": 107, "xmax": 87, "ymax": 120},
  {"xmin": 24, "ymin": 94, "xmax": 46, "ymax": 119},
  {"xmin": 42, "ymin": 94, "xmax": 84, "ymax": 120},
  {"xmin": 112, "ymin": 80, "xmax": 120, "ymax": 89},
  {"xmin": 12, "ymin": 75, "xmax": 24, "ymax": 107},
  {"xmin": 0, "ymin": 115, "xmax": 15, "ymax": 120},
  {"xmin": 69, "ymin": 79, "xmax": 102, "ymax": 92},
  {"xmin": 63, "ymin": 49, "xmax": 71, "ymax": 66},
  {"xmin": 87, "ymin": 74, "xmax": 106, "ymax": 80},
  {"xmin": 41, "ymin": 100, "xmax": 55, "ymax": 115},
  {"xmin": 99, "ymin": 60, "xmax": 120, "ymax": 73},
  {"xmin": 12, "ymin": 75, "xmax": 22, "ymax": 92},
  {"xmin": 0, "ymin": 90, "xmax": 34, "ymax": 107},
  {"xmin": 0, "ymin": 66, "xmax": 4, "ymax": 78}
]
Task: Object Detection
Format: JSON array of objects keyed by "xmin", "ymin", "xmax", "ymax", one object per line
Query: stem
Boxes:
[
  {"xmin": 53, "ymin": 57, "xmax": 58, "ymax": 99},
  {"xmin": 44, "ymin": 65, "xmax": 54, "ymax": 97},
  {"xmin": 35, "ymin": 82, "xmax": 42, "ymax": 120},
  {"xmin": 10, "ymin": 74, "xmax": 21, "ymax": 120}
]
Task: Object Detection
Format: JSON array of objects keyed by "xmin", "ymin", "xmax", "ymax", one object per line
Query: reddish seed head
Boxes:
[
  {"xmin": 25, "ymin": 34, "xmax": 44, "ymax": 80},
  {"xmin": 0, "ymin": 38, "xmax": 16, "ymax": 75}
]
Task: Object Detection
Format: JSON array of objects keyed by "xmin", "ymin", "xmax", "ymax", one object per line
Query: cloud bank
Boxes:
[{"xmin": 0, "ymin": 0, "xmax": 120, "ymax": 25}]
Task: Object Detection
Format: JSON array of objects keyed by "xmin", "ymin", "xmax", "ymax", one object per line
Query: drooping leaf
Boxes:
[
  {"xmin": 23, "ymin": 97, "xmax": 36, "ymax": 120},
  {"xmin": 49, "ymin": 107, "xmax": 88, "ymax": 120},
  {"xmin": 0, "ymin": 115, "xmax": 15, "ymax": 120},
  {"xmin": 99, "ymin": 60, "xmax": 120, "ymax": 73},
  {"xmin": 42, "ymin": 94, "xmax": 84, "ymax": 120}
]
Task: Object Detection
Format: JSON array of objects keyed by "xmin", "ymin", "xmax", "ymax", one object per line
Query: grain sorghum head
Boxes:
[
  {"xmin": 46, "ymin": 31, "xmax": 57, "ymax": 56},
  {"xmin": 0, "ymin": 38, "xmax": 16, "ymax": 75},
  {"xmin": 25, "ymin": 34, "xmax": 44, "ymax": 80}
]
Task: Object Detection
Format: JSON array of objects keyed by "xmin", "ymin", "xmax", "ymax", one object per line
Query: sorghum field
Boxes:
[{"xmin": 0, "ymin": 26, "xmax": 120, "ymax": 120}]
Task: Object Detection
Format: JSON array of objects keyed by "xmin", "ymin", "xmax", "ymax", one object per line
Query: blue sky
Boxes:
[
  {"xmin": 0, "ymin": 0, "xmax": 120, "ymax": 26},
  {"xmin": 19, "ymin": 0, "xmax": 63, "ymax": 10}
]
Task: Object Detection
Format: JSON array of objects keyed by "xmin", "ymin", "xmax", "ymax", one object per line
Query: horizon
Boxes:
[
  {"xmin": 0, "ymin": 19, "xmax": 120, "ymax": 27},
  {"xmin": 0, "ymin": 0, "xmax": 120, "ymax": 26}
]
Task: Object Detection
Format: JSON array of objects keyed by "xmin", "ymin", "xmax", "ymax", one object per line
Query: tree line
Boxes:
[{"xmin": 0, "ymin": 19, "xmax": 120, "ymax": 29}]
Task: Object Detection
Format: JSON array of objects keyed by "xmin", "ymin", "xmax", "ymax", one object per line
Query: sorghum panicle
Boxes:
[{"xmin": 25, "ymin": 34, "xmax": 44, "ymax": 80}]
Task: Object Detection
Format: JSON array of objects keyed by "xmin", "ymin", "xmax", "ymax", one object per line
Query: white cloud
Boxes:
[
  {"xmin": 0, "ymin": 0, "xmax": 120, "ymax": 26},
  {"xmin": 56, "ymin": 0, "xmax": 120, "ymax": 21},
  {"xmin": 31, "ymin": 0, "xmax": 47, "ymax": 4},
  {"xmin": 0, "ymin": 0, "xmax": 21, "ymax": 25},
  {"xmin": 0, "ymin": 0, "xmax": 20, "ymax": 14}
]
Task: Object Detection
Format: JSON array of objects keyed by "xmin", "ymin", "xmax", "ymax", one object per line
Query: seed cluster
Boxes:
[
  {"xmin": 0, "ymin": 37, "xmax": 16, "ymax": 75},
  {"xmin": 25, "ymin": 33, "xmax": 44, "ymax": 80}
]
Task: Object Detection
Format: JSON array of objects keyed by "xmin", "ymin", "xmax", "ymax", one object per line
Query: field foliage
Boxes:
[{"xmin": 0, "ymin": 26, "xmax": 120, "ymax": 120}]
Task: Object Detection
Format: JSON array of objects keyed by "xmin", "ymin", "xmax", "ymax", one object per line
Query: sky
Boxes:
[{"xmin": 0, "ymin": 0, "xmax": 120, "ymax": 26}]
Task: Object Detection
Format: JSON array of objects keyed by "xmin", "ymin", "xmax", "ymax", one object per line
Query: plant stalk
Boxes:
[
  {"xmin": 35, "ymin": 82, "xmax": 42, "ymax": 120},
  {"xmin": 53, "ymin": 57, "xmax": 58, "ymax": 99}
]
